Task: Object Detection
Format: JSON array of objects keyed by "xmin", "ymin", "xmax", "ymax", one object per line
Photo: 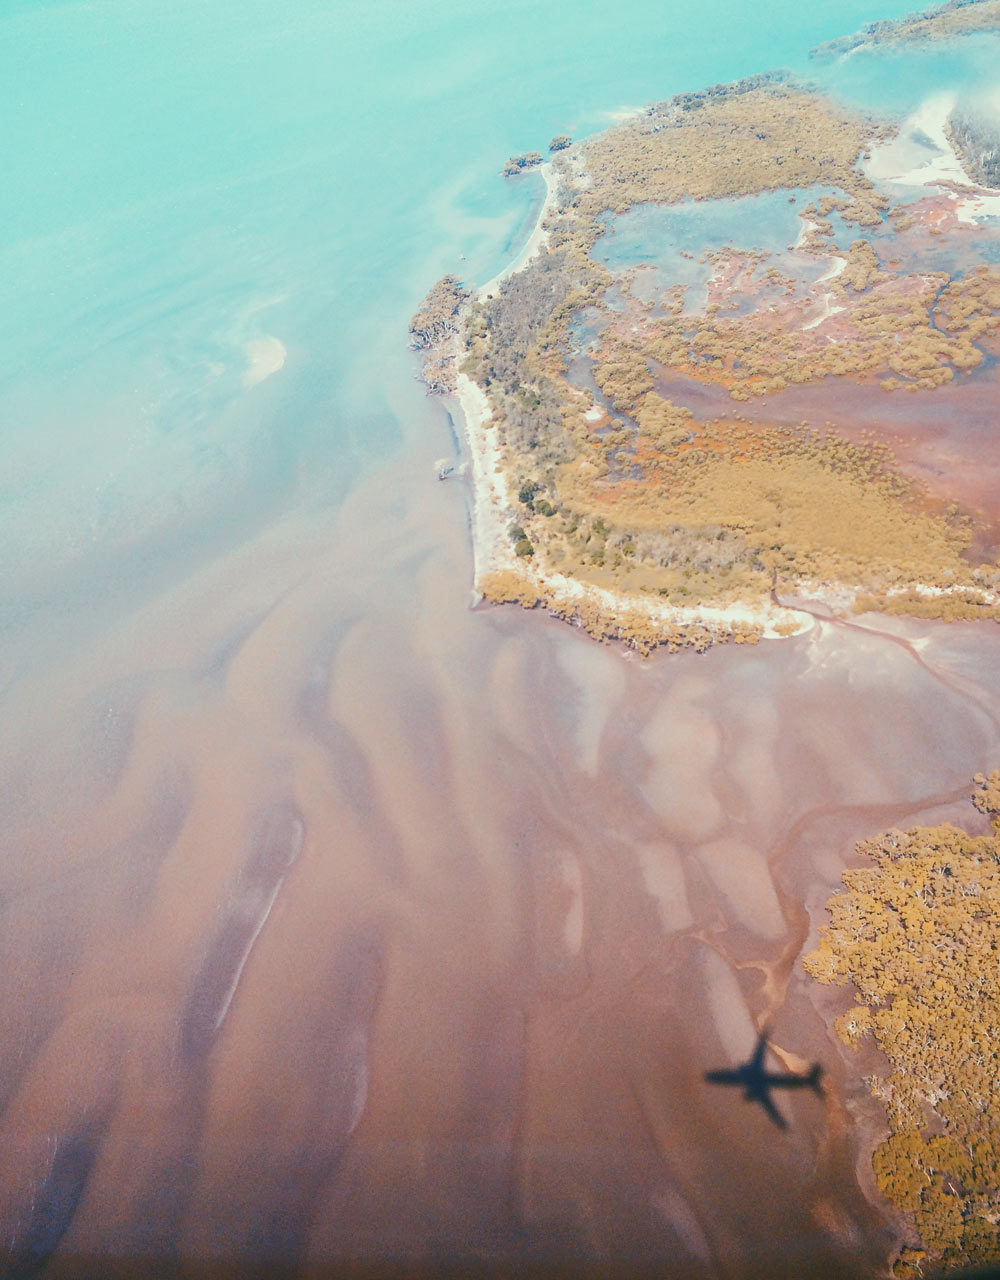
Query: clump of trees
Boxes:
[
  {"xmin": 854, "ymin": 586, "xmax": 1000, "ymax": 620},
  {"xmin": 838, "ymin": 238, "xmax": 885, "ymax": 291},
  {"xmin": 556, "ymin": 405, "xmax": 973, "ymax": 594},
  {"xmin": 949, "ymin": 107, "xmax": 1000, "ymax": 187},
  {"xmin": 808, "ymin": 190, "xmax": 888, "ymax": 229},
  {"xmin": 588, "ymin": 250, "xmax": 998, "ymax": 401},
  {"xmin": 409, "ymin": 275, "xmax": 471, "ymax": 350},
  {"xmin": 805, "ymin": 774, "xmax": 1000, "ymax": 1275},
  {"xmin": 636, "ymin": 392, "xmax": 694, "ymax": 451},
  {"xmin": 409, "ymin": 275, "xmax": 474, "ymax": 392},
  {"xmin": 502, "ymin": 151, "xmax": 543, "ymax": 177},
  {"xmin": 463, "ymin": 211, "xmax": 610, "ymax": 495},
  {"xmin": 592, "ymin": 336, "xmax": 654, "ymax": 412},
  {"xmin": 469, "ymin": 248, "xmax": 593, "ymax": 469},
  {"xmin": 936, "ymin": 265, "xmax": 1000, "ymax": 338}
]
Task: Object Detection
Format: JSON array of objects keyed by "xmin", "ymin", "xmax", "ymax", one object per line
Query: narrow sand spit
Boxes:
[
  {"xmin": 453, "ymin": 371, "xmax": 518, "ymax": 584},
  {"xmin": 803, "ymin": 292, "xmax": 847, "ymax": 331},
  {"xmin": 793, "ymin": 216, "xmax": 817, "ymax": 250},
  {"xmin": 804, "ymin": 255, "xmax": 847, "ymax": 330},
  {"xmin": 814, "ymin": 256, "xmax": 847, "ymax": 285}
]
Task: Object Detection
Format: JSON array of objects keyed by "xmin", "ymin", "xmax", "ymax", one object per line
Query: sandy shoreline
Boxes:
[
  {"xmin": 453, "ymin": 371, "xmax": 518, "ymax": 585},
  {"xmin": 451, "ymin": 362, "xmax": 814, "ymax": 643}
]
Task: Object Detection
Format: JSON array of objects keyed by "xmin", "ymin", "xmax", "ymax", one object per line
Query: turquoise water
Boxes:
[
  {"xmin": 602, "ymin": 189, "xmax": 819, "ymax": 262},
  {"xmin": 1, "ymin": 0, "xmax": 932, "ymax": 654},
  {"xmin": 811, "ymin": 32, "xmax": 1000, "ymax": 112}
]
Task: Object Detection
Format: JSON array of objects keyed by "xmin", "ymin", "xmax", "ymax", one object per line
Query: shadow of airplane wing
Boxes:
[
  {"xmin": 757, "ymin": 1088, "xmax": 788, "ymax": 1129},
  {"xmin": 704, "ymin": 1069, "xmax": 741, "ymax": 1086}
]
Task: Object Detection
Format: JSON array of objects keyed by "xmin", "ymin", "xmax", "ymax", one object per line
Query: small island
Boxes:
[{"xmin": 413, "ymin": 1, "xmax": 1000, "ymax": 653}]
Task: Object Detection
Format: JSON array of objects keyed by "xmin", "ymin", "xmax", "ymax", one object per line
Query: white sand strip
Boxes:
[
  {"xmin": 453, "ymin": 372, "xmax": 518, "ymax": 583},
  {"xmin": 538, "ymin": 570, "xmax": 812, "ymax": 640},
  {"xmin": 803, "ymin": 294, "xmax": 846, "ymax": 331},
  {"xmin": 814, "ymin": 256, "xmax": 846, "ymax": 285},
  {"xmin": 793, "ymin": 217, "xmax": 816, "ymax": 250}
]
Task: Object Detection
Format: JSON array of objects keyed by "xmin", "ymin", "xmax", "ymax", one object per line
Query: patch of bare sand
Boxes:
[
  {"xmin": 640, "ymin": 674, "xmax": 725, "ymax": 842},
  {"xmin": 695, "ymin": 836, "xmax": 786, "ymax": 939},
  {"xmin": 636, "ymin": 841, "xmax": 693, "ymax": 934}
]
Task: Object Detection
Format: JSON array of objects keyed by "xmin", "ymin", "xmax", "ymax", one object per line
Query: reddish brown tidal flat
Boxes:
[{"xmin": 1, "ymin": 438, "xmax": 999, "ymax": 1280}]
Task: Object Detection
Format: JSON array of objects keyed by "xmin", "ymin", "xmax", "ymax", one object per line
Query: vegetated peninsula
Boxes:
[
  {"xmin": 805, "ymin": 772, "xmax": 1000, "ymax": 1277},
  {"xmin": 811, "ymin": 0, "xmax": 1000, "ymax": 59},
  {"xmin": 412, "ymin": 18, "xmax": 1000, "ymax": 654}
]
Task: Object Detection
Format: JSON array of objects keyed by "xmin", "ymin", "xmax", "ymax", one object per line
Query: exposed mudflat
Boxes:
[{"xmin": 1, "ymin": 436, "xmax": 998, "ymax": 1279}]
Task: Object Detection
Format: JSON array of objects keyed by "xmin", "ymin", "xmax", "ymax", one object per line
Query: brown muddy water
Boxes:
[{"xmin": 1, "ymin": 405, "xmax": 999, "ymax": 1280}]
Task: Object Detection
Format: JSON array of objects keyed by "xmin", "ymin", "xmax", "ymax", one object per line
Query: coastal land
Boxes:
[
  {"xmin": 405, "ymin": 6, "xmax": 1000, "ymax": 1273},
  {"xmin": 811, "ymin": 0, "xmax": 1000, "ymax": 59},
  {"xmin": 806, "ymin": 771, "xmax": 1000, "ymax": 1275},
  {"xmin": 412, "ymin": 5, "xmax": 1000, "ymax": 656},
  {"xmin": 8, "ymin": 3, "xmax": 1000, "ymax": 1280}
]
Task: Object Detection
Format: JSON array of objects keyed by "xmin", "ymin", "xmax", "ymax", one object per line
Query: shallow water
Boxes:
[
  {"xmin": 3, "ymin": 436, "xmax": 999, "ymax": 1278},
  {"xmin": 3, "ymin": 2, "xmax": 1000, "ymax": 1276},
  {"xmin": 599, "ymin": 187, "xmax": 838, "ymax": 306}
]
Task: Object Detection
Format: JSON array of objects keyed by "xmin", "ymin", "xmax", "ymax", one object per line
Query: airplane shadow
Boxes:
[{"xmin": 704, "ymin": 1030, "xmax": 823, "ymax": 1129}]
